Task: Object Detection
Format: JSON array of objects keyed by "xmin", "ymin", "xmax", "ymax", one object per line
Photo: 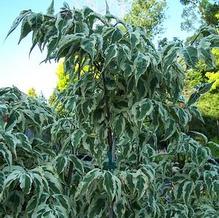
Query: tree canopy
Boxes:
[
  {"xmin": 180, "ymin": 0, "xmax": 219, "ymax": 31},
  {"xmin": 124, "ymin": 0, "xmax": 166, "ymax": 36}
]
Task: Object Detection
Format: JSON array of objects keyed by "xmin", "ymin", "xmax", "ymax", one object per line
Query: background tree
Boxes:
[
  {"xmin": 56, "ymin": 58, "xmax": 69, "ymax": 92},
  {"xmin": 124, "ymin": 0, "xmax": 166, "ymax": 36},
  {"xmin": 180, "ymin": 0, "xmax": 219, "ymax": 152},
  {"xmin": 180, "ymin": 0, "xmax": 219, "ymax": 31},
  {"xmin": 185, "ymin": 45, "xmax": 219, "ymax": 154}
]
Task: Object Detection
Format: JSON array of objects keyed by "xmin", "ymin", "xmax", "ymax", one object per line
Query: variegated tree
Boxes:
[{"xmin": 1, "ymin": 1, "xmax": 219, "ymax": 217}]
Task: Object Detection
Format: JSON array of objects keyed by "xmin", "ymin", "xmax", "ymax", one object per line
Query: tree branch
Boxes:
[{"xmin": 101, "ymin": 69, "xmax": 115, "ymax": 168}]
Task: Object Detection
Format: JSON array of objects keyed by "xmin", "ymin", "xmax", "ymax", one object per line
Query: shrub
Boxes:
[{"xmin": 1, "ymin": 2, "xmax": 219, "ymax": 217}]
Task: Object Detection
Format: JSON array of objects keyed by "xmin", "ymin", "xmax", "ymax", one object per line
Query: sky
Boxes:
[{"xmin": 0, "ymin": 0, "xmax": 193, "ymax": 98}]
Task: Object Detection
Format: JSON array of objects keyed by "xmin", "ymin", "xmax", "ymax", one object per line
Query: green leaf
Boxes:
[
  {"xmin": 177, "ymin": 107, "xmax": 189, "ymax": 127},
  {"xmin": 201, "ymin": 34, "xmax": 219, "ymax": 48},
  {"xmin": 181, "ymin": 46, "xmax": 198, "ymax": 68},
  {"xmin": 16, "ymin": 133, "xmax": 32, "ymax": 153},
  {"xmin": 163, "ymin": 119, "xmax": 176, "ymax": 141},
  {"xmin": 103, "ymin": 171, "xmax": 116, "ymax": 201},
  {"xmin": 194, "ymin": 181, "xmax": 202, "ymax": 199},
  {"xmin": 134, "ymin": 53, "xmax": 150, "ymax": 84},
  {"xmin": 47, "ymin": 0, "xmax": 55, "ymax": 15},
  {"xmin": 57, "ymin": 34, "xmax": 83, "ymax": 58},
  {"xmin": 212, "ymin": 180, "xmax": 219, "ymax": 198},
  {"xmin": 138, "ymin": 99, "xmax": 153, "ymax": 120},
  {"xmin": 4, "ymin": 132, "xmax": 17, "ymax": 157},
  {"xmin": 44, "ymin": 170, "xmax": 62, "ymax": 194},
  {"xmin": 195, "ymin": 82, "xmax": 213, "ymax": 94},
  {"xmin": 18, "ymin": 17, "xmax": 32, "ymax": 44},
  {"xmin": 88, "ymin": 197, "xmax": 106, "ymax": 218},
  {"xmin": 141, "ymin": 164, "xmax": 155, "ymax": 182},
  {"xmin": 182, "ymin": 181, "xmax": 193, "ymax": 203},
  {"xmin": 189, "ymin": 131, "xmax": 208, "ymax": 145},
  {"xmin": 114, "ymin": 199, "xmax": 126, "ymax": 218},
  {"xmin": 19, "ymin": 173, "xmax": 32, "ymax": 194},
  {"xmin": 198, "ymin": 47, "xmax": 215, "ymax": 68},
  {"xmin": 25, "ymin": 195, "xmax": 39, "ymax": 215},
  {"xmin": 135, "ymin": 170, "xmax": 149, "ymax": 199},
  {"xmin": 4, "ymin": 169, "xmax": 22, "ymax": 189},
  {"xmin": 163, "ymin": 45, "xmax": 179, "ymax": 72},
  {"xmin": 187, "ymin": 92, "xmax": 200, "ymax": 106},
  {"xmin": 132, "ymin": 99, "xmax": 153, "ymax": 121},
  {"xmin": 55, "ymin": 155, "xmax": 68, "ymax": 174},
  {"xmin": 195, "ymin": 146, "xmax": 208, "ymax": 164},
  {"xmin": 117, "ymin": 45, "xmax": 131, "ymax": 71},
  {"xmin": 111, "ymin": 28, "xmax": 123, "ymax": 43},
  {"xmin": 70, "ymin": 155, "xmax": 84, "ymax": 174},
  {"xmin": 189, "ymin": 106, "xmax": 204, "ymax": 123},
  {"xmin": 104, "ymin": 44, "xmax": 118, "ymax": 67},
  {"xmin": 75, "ymin": 169, "xmax": 102, "ymax": 200},
  {"xmin": 6, "ymin": 10, "xmax": 31, "ymax": 39},
  {"xmin": 71, "ymin": 129, "xmax": 84, "ymax": 147},
  {"xmin": 81, "ymin": 37, "xmax": 96, "ymax": 61},
  {"xmin": 0, "ymin": 142, "xmax": 12, "ymax": 166},
  {"xmin": 130, "ymin": 32, "xmax": 140, "ymax": 49},
  {"xmin": 54, "ymin": 194, "xmax": 70, "ymax": 211},
  {"xmin": 114, "ymin": 115, "xmax": 125, "ymax": 137},
  {"xmin": 31, "ymin": 172, "xmax": 44, "ymax": 197}
]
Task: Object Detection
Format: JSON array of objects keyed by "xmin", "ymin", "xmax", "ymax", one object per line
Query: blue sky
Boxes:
[{"xmin": 0, "ymin": 0, "xmax": 193, "ymax": 98}]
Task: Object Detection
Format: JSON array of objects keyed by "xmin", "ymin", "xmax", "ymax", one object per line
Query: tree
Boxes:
[
  {"xmin": 1, "ymin": 1, "xmax": 219, "ymax": 217},
  {"xmin": 124, "ymin": 0, "xmax": 166, "ymax": 36},
  {"xmin": 180, "ymin": 0, "xmax": 219, "ymax": 31}
]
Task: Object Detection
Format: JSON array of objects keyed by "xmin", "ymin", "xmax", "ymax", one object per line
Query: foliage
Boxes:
[
  {"xmin": 27, "ymin": 87, "xmax": 37, "ymax": 97},
  {"xmin": 2, "ymin": 1, "xmax": 219, "ymax": 217},
  {"xmin": 206, "ymin": 48, "xmax": 219, "ymax": 90},
  {"xmin": 206, "ymin": 71, "xmax": 219, "ymax": 90},
  {"xmin": 124, "ymin": 0, "xmax": 166, "ymax": 36},
  {"xmin": 184, "ymin": 33, "xmax": 219, "ymax": 153},
  {"xmin": 198, "ymin": 93, "xmax": 219, "ymax": 119},
  {"xmin": 189, "ymin": 92, "xmax": 219, "ymax": 157},
  {"xmin": 56, "ymin": 58, "xmax": 69, "ymax": 91},
  {"xmin": 0, "ymin": 87, "xmax": 63, "ymax": 216},
  {"xmin": 180, "ymin": 0, "xmax": 219, "ymax": 31},
  {"xmin": 199, "ymin": 0, "xmax": 219, "ymax": 27}
]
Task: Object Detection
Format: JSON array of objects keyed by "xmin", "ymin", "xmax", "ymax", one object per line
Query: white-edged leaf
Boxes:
[
  {"xmin": 70, "ymin": 155, "xmax": 84, "ymax": 174},
  {"xmin": 0, "ymin": 142, "xmax": 12, "ymax": 166},
  {"xmin": 81, "ymin": 37, "xmax": 96, "ymax": 61},
  {"xmin": 55, "ymin": 155, "xmax": 68, "ymax": 174},
  {"xmin": 19, "ymin": 173, "xmax": 33, "ymax": 194},
  {"xmin": 134, "ymin": 53, "xmax": 150, "ymax": 84},
  {"xmin": 114, "ymin": 115, "xmax": 125, "ymax": 137},
  {"xmin": 103, "ymin": 171, "xmax": 121, "ymax": 202},
  {"xmin": 104, "ymin": 44, "xmax": 118, "ymax": 67},
  {"xmin": 6, "ymin": 10, "xmax": 31, "ymax": 39},
  {"xmin": 75, "ymin": 168, "xmax": 102, "ymax": 200},
  {"xmin": 181, "ymin": 46, "xmax": 198, "ymax": 68},
  {"xmin": 71, "ymin": 129, "xmax": 85, "ymax": 147}
]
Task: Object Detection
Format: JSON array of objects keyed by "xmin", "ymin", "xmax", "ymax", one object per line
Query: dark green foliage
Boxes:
[{"xmin": 1, "ymin": 2, "xmax": 219, "ymax": 217}]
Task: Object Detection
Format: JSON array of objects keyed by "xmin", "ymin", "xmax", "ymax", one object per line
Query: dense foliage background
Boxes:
[{"xmin": 0, "ymin": 0, "xmax": 219, "ymax": 217}]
